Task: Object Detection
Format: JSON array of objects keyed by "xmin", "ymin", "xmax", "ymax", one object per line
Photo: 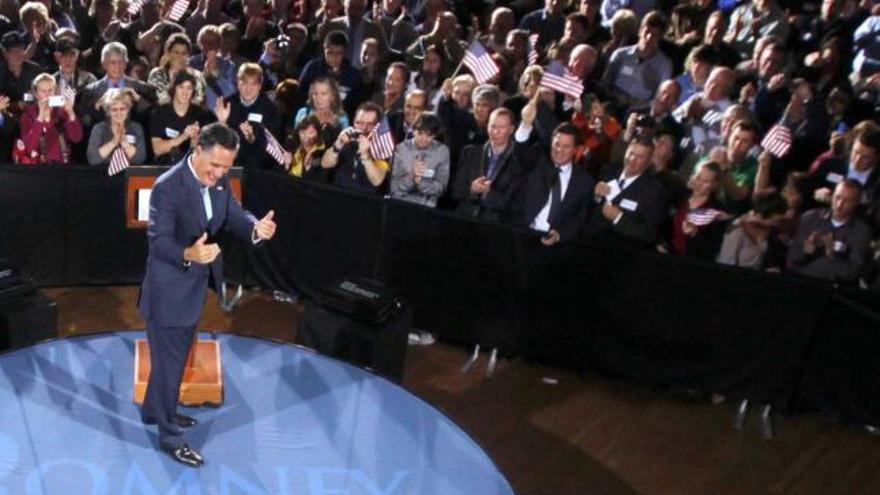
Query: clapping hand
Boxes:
[
  {"xmin": 470, "ymin": 176, "xmax": 492, "ymax": 194},
  {"xmin": 112, "ymin": 122, "xmax": 126, "ymax": 145},
  {"xmin": 254, "ymin": 210, "xmax": 277, "ymax": 241},
  {"xmin": 413, "ymin": 158, "xmax": 426, "ymax": 182},
  {"xmin": 239, "ymin": 122, "xmax": 255, "ymax": 143},
  {"xmin": 541, "ymin": 229, "xmax": 560, "ymax": 246},
  {"xmin": 214, "ymin": 97, "xmax": 231, "ymax": 124},
  {"xmin": 601, "ymin": 202, "xmax": 622, "ymax": 221}
]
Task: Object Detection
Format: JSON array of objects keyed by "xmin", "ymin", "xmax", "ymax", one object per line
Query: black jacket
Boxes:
[
  {"xmin": 452, "ymin": 141, "xmax": 529, "ymax": 224},
  {"xmin": 520, "ymin": 155, "xmax": 596, "ymax": 242}
]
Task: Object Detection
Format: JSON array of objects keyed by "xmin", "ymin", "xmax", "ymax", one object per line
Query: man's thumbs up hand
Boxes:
[
  {"xmin": 184, "ymin": 232, "xmax": 221, "ymax": 264},
  {"xmin": 254, "ymin": 210, "xmax": 277, "ymax": 241}
]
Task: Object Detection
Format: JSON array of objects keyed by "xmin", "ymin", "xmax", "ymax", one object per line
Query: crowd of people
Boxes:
[{"xmin": 1, "ymin": 0, "xmax": 880, "ymax": 290}]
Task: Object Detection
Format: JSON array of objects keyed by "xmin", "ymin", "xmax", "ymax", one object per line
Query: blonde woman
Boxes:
[
  {"xmin": 87, "ymin": 88, "xmax": 147, "ymax": 167},
  {"xmin": 18, "ymin": 73, "xmax": 83, "ymax": 164}
]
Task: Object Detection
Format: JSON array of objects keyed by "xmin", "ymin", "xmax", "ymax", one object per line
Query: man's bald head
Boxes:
[
  {"xmin": 568, "ymin": 44, "xmax": 597, "ymax": 78},
  {"xmin": 704, "ymin": 66, "xmax": 734, "ymax": 102}
]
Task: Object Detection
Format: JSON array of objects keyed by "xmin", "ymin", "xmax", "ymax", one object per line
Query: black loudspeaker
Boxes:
[
  {"xmin": 295, "ymin": 278, "xmax": 410, "ymax": 382},
  {"xmin": 0, "ymin": 290, "xmax": 58, "ymax": 352}
]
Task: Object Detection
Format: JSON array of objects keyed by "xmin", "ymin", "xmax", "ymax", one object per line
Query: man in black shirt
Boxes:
[
  {"xmin": 215, "ymin": 62, "xmax": 281, "ymax": 170},
  {"xmin": 321, "ymin": 101, "xmax": 390, "ymax": 194},
  {"xmin": 0, "ymin": 32, "xmax": 42, "ymax": 104}
]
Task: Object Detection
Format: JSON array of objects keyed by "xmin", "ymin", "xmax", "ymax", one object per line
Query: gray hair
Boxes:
[
  {"xmin": 472, "ymin": 84, "xmax": 500, "ymax": 106},
  {"xmin": 101, "ymin": 42, "xmax": 129, "ymax": 64}
]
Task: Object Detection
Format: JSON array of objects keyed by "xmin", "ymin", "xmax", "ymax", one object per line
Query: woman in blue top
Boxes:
[{"xmin": 294, "ymin": 77, "xmax": 349, "ymax": 145}]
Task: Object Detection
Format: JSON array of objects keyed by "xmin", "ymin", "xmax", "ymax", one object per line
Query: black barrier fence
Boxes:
[{"xmin": 1, "ymin": 165, "xmax": 879, "ymax": 425}]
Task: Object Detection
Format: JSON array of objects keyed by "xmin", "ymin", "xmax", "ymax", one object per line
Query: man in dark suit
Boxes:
[
  {"xmin": 451, "ymin": 107, "xmax": 529, "ymax": 224},
  {"xmin": 584, "ymin": 136, "xmax": 670, "ymax": 248},
  {"xmin": 787, "ymin": 179, "xmax": 873, "ymax": 285},
  {"xmin": 76, "ymin": 42, "xmax": 157, "ymax": 130},
  {"xmin": 521, "ymin": 123, "xmax": 596, "ymax": 245},
  {"xmin": 388, "ymin": 89, "xmax": 426, "ymax": 143},
  {"xmin": 138, "ymin": 123, "xmax": 277, "ymax": 467}
]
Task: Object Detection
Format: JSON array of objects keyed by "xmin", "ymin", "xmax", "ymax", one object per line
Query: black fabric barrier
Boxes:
[
  {"xmin": 517, "ymin": 241, "xmax": 830, "ymax": 409},
  {"xmin": 3, "ymin": 165, "xmax": 880, "ymax": 425},
  {"xmin": 795, "ymin": 288, "xmax": 880, "ymax": 425},
  {"xmin": 240, "ymin": 172, "xmax": 384, "ymax": 298},
  {"xmin": 0, "ymin": 165, "xmax": 147, "ymax": 285}
]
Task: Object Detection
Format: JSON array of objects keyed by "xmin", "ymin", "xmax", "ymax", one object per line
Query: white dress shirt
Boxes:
[{"xmin": 531, "ymin": 163, "xmax": 573, "ymax": 232}]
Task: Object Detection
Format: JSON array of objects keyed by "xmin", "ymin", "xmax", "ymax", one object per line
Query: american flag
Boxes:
[
  {"xmin": 369, "ymin": 116, "xmax": 395, "ymax": 160},
  {"xmin": 686, "ymin": 208, "xmax": 725, "ymax": 226},
  {"xmin": 462, "ymin": 40, "xmax": 500, "ymax": 84},
  {"xmin": 539, "ymin": 61, "xmax": 584, "ymax": 100},
  {"xmin": 527, "ymin": 33, "xmax": 539, "ymax": 66},
  {"xmin": 264, "ymin": 129, "xmax": 287, "ymax": 167},
  {"xmin": 127, "ymin": 0, "xmax": 144, "ymax": 16},
  {"xmin": 168, "ymin": 0, "xmax": 190, "ymax": 21},
  {"xmin": 761, "ymin": 123, "xmax": 792, "ymax": 158},
  {"xmin": 108, "ymin": 147, "xmax": 129, "ymax": 176},
  {"xmin": 702, "ymin": 108, "xmax": 723, "ymax": 126}
]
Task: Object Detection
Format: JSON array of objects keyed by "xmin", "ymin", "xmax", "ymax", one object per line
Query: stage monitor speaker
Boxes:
[
  {"xmin": 296, "ymin": 277, "xmax": 410, "ymax": 382},
  {"xmin": 0, "ymin": 289, "xmax": 58, "ymax": 352},
  {"xmin": 0, "ymin": 259, "xmax": 57, "ymax": 352}
]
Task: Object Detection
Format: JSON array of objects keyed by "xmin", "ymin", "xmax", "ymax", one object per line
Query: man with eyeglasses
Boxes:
[{"xmin": 321, "ymin": 101, "xmax": 390, "ymax": 194}]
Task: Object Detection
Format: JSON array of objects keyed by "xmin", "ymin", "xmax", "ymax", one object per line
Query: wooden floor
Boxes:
[{"xmin": 40, "ymin": 286, "xmax": 880, "ymax": 495}]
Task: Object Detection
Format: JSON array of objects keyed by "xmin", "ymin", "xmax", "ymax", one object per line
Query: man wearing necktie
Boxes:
[
  {"xmin": 452, "ymin": 107, "xmax": 529, "ymax": 223},
  {"xmin": 137, "ymin": 123, "xmax": 277, "ymax": 467},
  {"xmin": 584, "ymin": 136, "xmax": 670, "ymax": 248},
  {"xmin": 521, "ymin": 123, "xmax": 596, "ymax": 245}
]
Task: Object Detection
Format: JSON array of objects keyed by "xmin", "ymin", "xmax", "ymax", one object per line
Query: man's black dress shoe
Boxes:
[
  {"xmin": 164, "ymin": 444, "xmax": 204, "ymax": 467},
  {"xmin": 143, "ymin": 414, "xmax": 198, "ymax": 428},
  {"xmin": 175, "ymin": 414, "xmax": 197, "ymax": 428}
]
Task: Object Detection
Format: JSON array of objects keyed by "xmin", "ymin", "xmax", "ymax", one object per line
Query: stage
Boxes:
[{"xmin": 0, "ymin": 331, "xmax": 514, "ymax": 494}]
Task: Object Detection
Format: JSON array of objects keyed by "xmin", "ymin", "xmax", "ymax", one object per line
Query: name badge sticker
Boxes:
[
  {"xmin": 126, "ymin": 134, "xmax": 137, "ymax": 144},
  {"xmin": 620, "ymin": 198, "xmax": 639, "ymax": 211},
  {"xmin": 166, "ymin": 128, "xmax": 180, "ymax": 138},
  {"xmin": 826, "ymin": 172, "xmax": 844, "ymax": 184},
  {"xmin": 620, "ymin": 65, "xmax": 635, "ymax": 77},
  {"xmin": 248, "ymin": 113, "xmax": 263, "ymax": 124}
]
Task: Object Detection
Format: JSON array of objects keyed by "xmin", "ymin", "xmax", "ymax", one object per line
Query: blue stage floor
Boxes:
[{"xmin": 0, "ymin": 332, "xmax": 514, "ymax": 494}]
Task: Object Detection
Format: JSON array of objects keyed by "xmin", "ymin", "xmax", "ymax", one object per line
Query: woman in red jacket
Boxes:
[{"xmin": 17, "ymin": 73, "xmax": 83, "ymax": 165}]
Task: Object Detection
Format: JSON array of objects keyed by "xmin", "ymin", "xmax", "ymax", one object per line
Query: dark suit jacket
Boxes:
[
  {"xmin": 583, "ymin": 166, "xmax": 670, "ymax": 248},
  {"xmin": 452, "ymin": 141, "xmax": 529, "ymax": 224},
  {"xmin": 137, "ymin": 159, "xmax": 257, "ymax": 327},
  {"xmin": 787, "ymin": 208, "xmax": 873, "ymax": 285},
  {"xmin": 521, "ymin": 156, "xmax": 596, "ymax": 242},
  {"xmin": 77, "ymin": 76, "xmax": 158, "ymax": 129}
]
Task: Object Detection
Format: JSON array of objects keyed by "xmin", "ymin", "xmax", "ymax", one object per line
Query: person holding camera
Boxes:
[
  {"xmin": 321, "ymin": 101, "xmax": 389, "ymax": 194},
  {"xmin": 17, "ymin": 73, "xmax": 83, "ymax": 164},
  {"xmin": 390, "ymin": 112, "xmax": 449, "ymax": 207}
]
